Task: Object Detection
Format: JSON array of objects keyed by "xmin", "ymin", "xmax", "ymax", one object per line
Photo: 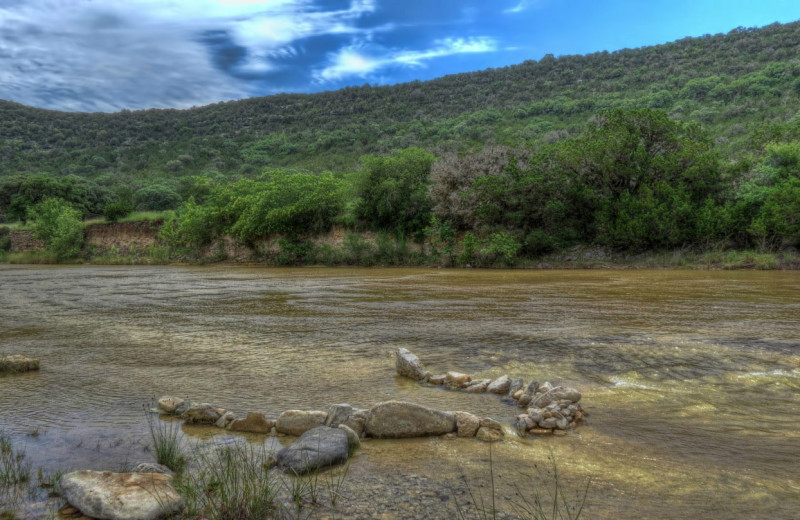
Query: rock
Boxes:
[
  {"xmin": 338, "ymin": 424, "xmax": 360, "ymax": 452},
  {"xmin": 365, "ymin": 401, "xmax": 456, "ymax": 438},
  {"xmin": 276, "ymin": 426, "xmax": 349, "ymax": 475},
  {"xmin": 0, "ymin": 354, "xmax": 40, "ymax": 373},
  {"xmin": 487, "ymin": 375, "xmax": 511, "ymax": 394},
  {"xmin": 130, "ymin": 463, "xmax": 174, "ymax": 477},
  {"xmin": 531, "ymin": 387, "xmax": 582, "ymax": 408},
  {"xmin": 526, "ymin": 408, "xmax": 544, "ymax": 423},
  {"xmin": 215, "ymin": 411, "xmax": 235, "ymax": 429},
  {"xmin": 428, "ymin": 374, "xmax": 446, "ymax": 385},
  {"xmin": 229, "ymin": 412, "xmax": 274, "ymax": 433},
  {"xmin": 539, "ymin": 417, "xmax": 558, "ymax": 429},
  {"xmin": 464, "ymin": 379, "xmax": 491, "ymax": 393},
  {"xmin": 528, "ymin": 427, "xmax": 553, "ymax": 435},
  {"xmin": 524, "ymin": 381, "xmax": 539, "ymax": 396},
  {"xmin": 156, "ymin": 397, "xmax": 186, "ymax": 415},
  {"xmin": 59, "ymin": 470, "xmax": 183, "ymax": 520},
  {"xmin": 276, "ymin": 410, "xmax": 328, "ymax": 436},
  {"xmin": 182, "ymin": 403, "xmax": 223, "ymax": 424},
  {"xmin": 453, "ymin": 411, "xmax": 480, "ymax": 438},
  {"xmin": 514, "ymin": 414, "xmax": 535, "ymax": 434},
  {"xmin": 539, "ymin": 381, "xmax": 554, "ymax": 393},
  {"xmin": 476, "ymin": 418, "xmax": 504, "ymax": 442},
  {"xmin": 512, "ymin": 389, "xmax": 524, "ymax": 401},
  {"xmin": 517, "ymin": 394, "xmax": 532, "ymax": 408},
  {"xmin": 342, "ymin": 411, "xmax": 367, "ymax": 438},
  {"xmin": 444, "ymin": 372, "xmax": 472, "ymax": 389},
  {"xmin": 396, "ymin": 348, "xmax": 428, "ymax": 380},
  {"xmin": 508, "ymin": 378, "xmax": 524, "ymax": 397},
  {"xmin": 325, "ymin": 403, "xmax": 354, "ymax": 427}
]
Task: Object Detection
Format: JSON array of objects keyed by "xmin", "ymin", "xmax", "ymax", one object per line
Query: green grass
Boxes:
[
  {"xmin": 146, "ymin": 414, "xmax": 186, "ymax": 473},
  {"xmin": 0, "ymin": 434, "xmax": 30, "ymax": 487}
]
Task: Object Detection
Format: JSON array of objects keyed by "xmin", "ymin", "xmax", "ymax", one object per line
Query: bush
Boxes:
[
  {"xmin": 481, "ymin": 232, "xmax": 521, "ymax": 266},
  {"xmin": 27, "ymin": 198, "xmax": 84, "ymax": 261},
  {"xmin": 103, "ymin": 200, "xmax": 134, "ymax": 222},
  {"xmin": 133, "ymin": 185, "xmax": 181, "ymax": 211}
]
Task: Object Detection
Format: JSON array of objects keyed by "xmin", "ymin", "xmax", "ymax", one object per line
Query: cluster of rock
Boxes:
[
  {"xmin": 0, "ymin": 354, "xmax": 40, "ymax": 374},
  {"xmin": 396, "ymin": 348, "xmax": 585, "ymax": 436}
]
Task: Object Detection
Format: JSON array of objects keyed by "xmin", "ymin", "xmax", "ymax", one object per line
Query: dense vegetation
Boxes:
[{"xmin": 1, "ymin": 21, "xmax": 799, "ymax": 264}]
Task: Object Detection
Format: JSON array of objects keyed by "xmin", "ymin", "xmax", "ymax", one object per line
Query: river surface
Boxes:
[{"xmin": 0, "ymin": 266, "xmax": 798, "ymax": 519}]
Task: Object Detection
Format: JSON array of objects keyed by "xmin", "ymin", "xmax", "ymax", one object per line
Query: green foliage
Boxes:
[
  {"xmin": 0, "ymin": 227, "xmax": 10, "ymax": 253},
  {"xmin": 132, "ymin": 184, "xmax": 181, "ymax": 211},
  {"xmin": 458, "ymin": 232, "xmax": 479, "ymax": 266},
  {"xmin": 27, "ymin": 198, "xmax": 84, "ymax": 260},
  {"xmin": 353, "ymin": 148, "xmax": 435, "ymax": 234},
  {"xmin": 275, "ymin": 239, "xmax": 312, "ymax": 266},
  {"xmin": 102, "ymin": 200, "xmax": 134, "ymax": 222},
  {"xmin": 228, "ymin": 171, "xmax": 344, "ymax": 242},
  {"xmin": 159, "ymin": 199, "xmax": 213, "ymax": 252},
  {"xmin": 480, "ymin": 232, "xmax": 521, "ymax": 266}
]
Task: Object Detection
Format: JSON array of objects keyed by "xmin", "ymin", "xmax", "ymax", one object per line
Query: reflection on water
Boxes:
[{"xmin": 1, "ymin": 266, "xmax": 798, "ymax": 519}]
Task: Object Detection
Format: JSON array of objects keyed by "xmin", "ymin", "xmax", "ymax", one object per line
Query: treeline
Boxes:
[{"xmin": 150, "ymin": 109, "xmax": 799, "ymax": 265}]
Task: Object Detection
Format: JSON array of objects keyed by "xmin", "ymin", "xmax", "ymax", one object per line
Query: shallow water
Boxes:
[{"xmin": 1, "ymin": 266, "xmax": 798, "ymax": 519}]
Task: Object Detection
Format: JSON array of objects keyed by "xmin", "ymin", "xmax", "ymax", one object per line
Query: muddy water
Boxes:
[{"xmin": 0, "ymin": 266, "xmax": 798, "ymax": 519}]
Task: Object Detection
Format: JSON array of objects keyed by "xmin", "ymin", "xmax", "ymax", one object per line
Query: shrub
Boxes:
[
  {"xmin": 102, "ymin": 200, "xmax": 134, "ymax": 222},
  {"xmin": 27, "ymin": 198, "xmax": 84, "ymax": 261},
  {"xmin": 481, "ymin": 232, "xmax": 521, "ymax": 266}
]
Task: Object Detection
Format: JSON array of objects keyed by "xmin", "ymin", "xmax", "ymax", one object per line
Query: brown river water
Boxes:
[{"xmin": 0, "ymin": 266, "xmax": 798, "ymax": 519}]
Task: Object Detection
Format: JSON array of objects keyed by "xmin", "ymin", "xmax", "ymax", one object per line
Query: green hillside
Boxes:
[{"xmin": 1, "ymin": 21, "xmax": 799, "ymax": 263}]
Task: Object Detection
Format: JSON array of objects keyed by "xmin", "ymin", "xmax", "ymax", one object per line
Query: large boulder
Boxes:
[
  {"xmin": 0, "ymin": 354, "xmax": 39, "ymax": 373},
  {"xmin": 276, "ymin": 410, "xmax": 328, "ymax": 436},
  {"xmin": 475, "ymin": 418, "xmax": 505, "ymax": 443},
  {"xmin": 395, "ymin": 348, "xmax": 428, "ymax": 380},
  {"xmin": 365, "ymin": 401, "xmax": 456, "ymax": 438},
  {"xmin": 229, "ymin": 412, "xmax": 274, "ymax": 434},
  {"xmin": 276, "ymin": 426, "xmax": 349, "ymax": 475},
  {"xmin": 58, "ymin": 470, "xmax": 183, "ymax": 520}
]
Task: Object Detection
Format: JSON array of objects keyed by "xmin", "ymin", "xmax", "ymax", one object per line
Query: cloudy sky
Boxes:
[{"xmin": 2, "ymin": 0, "xmax": 800, "ymax": 112}]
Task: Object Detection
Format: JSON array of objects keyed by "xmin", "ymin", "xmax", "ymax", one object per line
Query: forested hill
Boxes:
[{"xmin": 3, "ymin": 20, "xmax": 800, "ymax": 180}]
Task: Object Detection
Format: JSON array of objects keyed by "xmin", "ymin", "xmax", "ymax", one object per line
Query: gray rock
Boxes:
[
  {"xmin": 508, "ymin": 378, "xmax": 525, "ymax": 397},
  {"xmin": 464, "ymin": 379, "xmax": 491, "ymax": 393},
  {"xmin": 526, "ymin": 408, "xmax": 544, "ymax": 423},
  {"xmin": 276, "ymin": 426, "xmax": 349, "ymax": 475},
  {"xmin": 325, "ymin": 403, "xmax": 354, "ymax": 427},
  {"xmin": 487, "ymin": 375, "xmax": 511, "ymax": 394},
  {"xmin": 539, "ymin": 417, "xmax": 558, "ymax": 429},
  {"xmin": 395, "ymin": 348, "xmax": 428, "ymax": 380},
  {"xmin": 524, "ymin": 381, "xmax": 540, "ymax": 396},
  {"xmin": 453, "ymin": 411, "xmax": 481, "ymax": 438},
  {"xmin": 276, "ymin": 410, "xmax": 328, "ymax": 436},
  {"xmin": 229, "ymin": 412, "xmax": 274, "ymax": 433},
  {"xmin": 338, "ymin": 424, "xmax": 361, "ymax": 452},
  {"xmin": 514, "ymin": 415, "xmax": 535, "ymax": 434},
  {"xmin": 130, "ymin": 463, "xmax": 174, "ymax": 477},
  {"xmin": 476, "ymin": 421, "xmax": 504, "ymax": 442},
  {"xmin": 59, "ymin": 470, "xmax": 183, "ymax": 520},
  {"xmin": 531, "ymin": 387, "xmax": 582, "ymax": 408},
  {"xmin": 182, "ymin": 403, "xmax": 224, "ymax": 424},
  {"xmin": 517, "ymin": 394, "xmax": 532, "ymax": 408},
  {"xmin": 365, "ymin": 401, "xmax": 456, "ymax": 438},
  {"xmin": 342, "ymin": 411, "xmax": 367, "ymax": 438}
]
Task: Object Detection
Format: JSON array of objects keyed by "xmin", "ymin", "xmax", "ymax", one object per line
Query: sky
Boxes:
[{"xmin": 2, "ymin": 0, "xmax": 800, "ymax": 113}]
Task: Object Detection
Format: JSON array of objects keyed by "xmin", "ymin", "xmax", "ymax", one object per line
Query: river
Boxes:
[{"xmin": 1, "ymin": 266, "xmax": 798, "ymax": 519}]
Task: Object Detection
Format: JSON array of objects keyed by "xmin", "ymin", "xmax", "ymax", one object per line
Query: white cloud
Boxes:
[
  {"xmin": 504, "ymin": 0, "xmax": 546, "ymax": 14},
  {"xmin": 316, "ymin": 37, "xmax": 498, "ymax": 81}
]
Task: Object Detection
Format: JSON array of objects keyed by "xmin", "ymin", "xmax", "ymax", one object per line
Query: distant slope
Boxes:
[{"xmin": 2, "ymin": 20, "xmax": 800, "ymax": 179}]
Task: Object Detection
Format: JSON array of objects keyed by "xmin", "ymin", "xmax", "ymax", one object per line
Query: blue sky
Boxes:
[{"xmin": 2, "ymin": 0, "xmax": 800, "ymax": 112}]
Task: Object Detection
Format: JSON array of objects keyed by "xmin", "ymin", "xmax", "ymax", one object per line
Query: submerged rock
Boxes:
[
  {"xmin": 444, "ymin": 372, "xmax": 472, "ymax": 389},
  {"xmin": 365, "ymin": 401, "xmax": 456, "ymax": 438},
  {"xmin": 464, "ymin": 379, "xmax": 491, "ymax": 393},
  {"xmin": 59, "ymin": 470, "xmax": 183, "ymax": 520},
  {"xmin": 396, "ymin": 348, "xmax": 429, "ymax": 380},
  {"xmin": 0, "ymin": 354, "xmax": 39, "ymax": 373},
  {"xmin": 276, "ymin": 410, "xmax": 328, "ymax": 436},
  {"xmin": 229, "ymin": 412, "xmax": 274, "ymax": 433},
  {"xmin": 276, "ymin": 426, "xmax": 349, "ymax": 475},
  {"xmin": 181, "ymin": 403, "xmax": 224, "ymax": 424},
  {"xmin": 156, "ymin": 396, "xmax": 186, "ymax": 415}
]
